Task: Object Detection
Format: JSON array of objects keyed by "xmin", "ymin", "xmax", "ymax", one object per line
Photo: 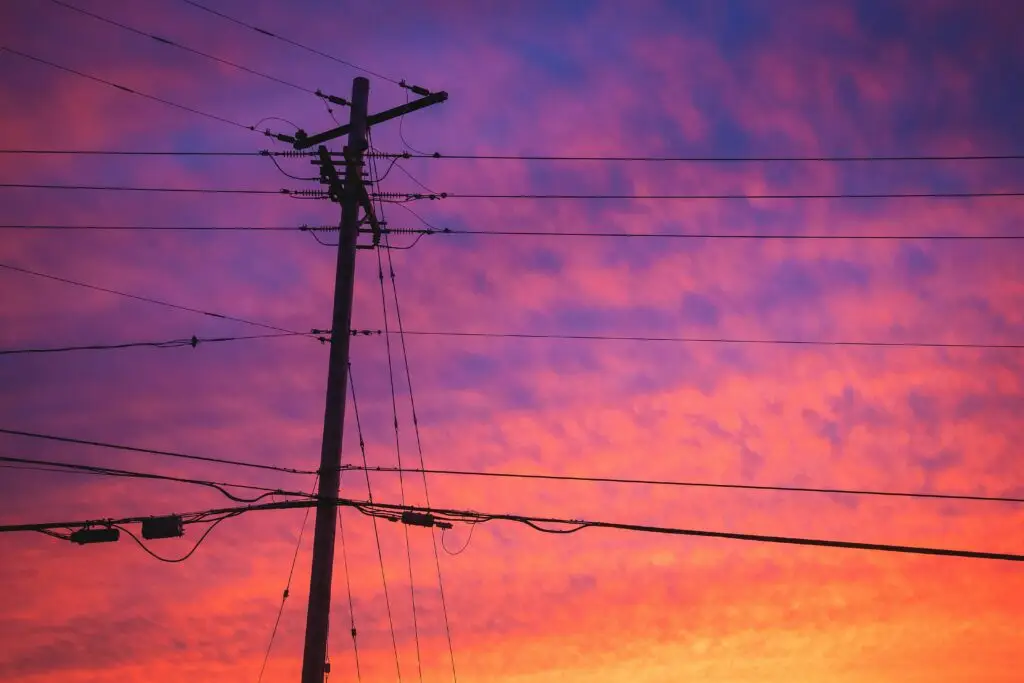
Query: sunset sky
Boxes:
[{"xmin": 1, "ymin": 1, "xmax": 1023, "ymax": 681}]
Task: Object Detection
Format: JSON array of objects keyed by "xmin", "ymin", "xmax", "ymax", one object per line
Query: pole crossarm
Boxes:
[{"xmin": 292, "ymin": 91, "xmax": 448, "ymax": 149}]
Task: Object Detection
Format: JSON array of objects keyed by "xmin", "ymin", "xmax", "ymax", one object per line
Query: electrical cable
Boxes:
[
  {"xmin": 257, "ymin": 475, "xmax": 320, "ymax": 683},
  {"xmin": 346, "ymin": 465, "xmax": 1024, "ymax": 505},
  {"xmin": 48, "ymin": 0, "xmax": 332, "ymax": 99},
  {"xmin": 344, "ymin": 498, "xmax": 1024, "ymax": 563},
  {"xmin": 0, "ymin": 223, "xmax": 324, "ymax": 232},
  {"xmin": 0, "ymin": 46, "xmax": 273, "ymax": 137},
  {"xmin": 0, "ymin": 150, "xmax": 272, "ymax": 156},
  {"xmin": 0, "ymin": 182, "xmax": 307, "ymax": 195},
  {"xmin": 440, "ymin": 522, "xmax": 476, "ymax": 556},
  {"xmin": 0, "ymin": 427, "xmax": 316, "ymax": 474},
  {"xmin": 375, "ymin": 151, "xmax": 1024, "ymax": 163},
  {"xmin": 0, "ymin": 331, "xmax": 310, "ymax": 356},
  {"xmin": 379, "ymin": 176, "xmax": 458, "ymax": 681},
  {"xmin": 0, "ymin": 454, "xmax": 313, "ymax": 502},
  {"xmin": 5, "ymin": 497, "xmax": 1022, "ymax": 562},
  {"xmin": 411, "ymin": 227, "xmax": 1024, "ymax": 241},
  {"xmin": 114, "ymin": 514, "xmax": 236, "ymax": 562},
  {"xmin": 375, "ymin": 243, "xmax": 425, "ymax": 683},
  {"xmin": 0, "ymin": 261, "xmax": 311, "ymax": 336},
  {"xmin": 336, "ymin": 506, "xmax": 362, "ymax": 682},
  {"xmin": 178, "ymin": 0, "xmax": 403, "ymax": 86},
  {"xmin": 379, "ymin": 190, "xmax": 1024, "ymax": 202},
  {"xmin": 347, "ymin": 366, "xmax": 403, "ymax": 682},
  {"xmin": 352, "ymin": 328, "xmax": 1024, "ymax": 351},
  {"xmin": 267, "ymin": 154, "xmax": 320, "ymax": 181}
]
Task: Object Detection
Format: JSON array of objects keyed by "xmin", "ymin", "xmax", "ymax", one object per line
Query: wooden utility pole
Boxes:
[
  {"xmin": 300, "ymin": 75, "xmax": 369, "ymax": 683},
  {"xmin": 292, "ymin": 74, "xmax": 446, "ymax": 683}
]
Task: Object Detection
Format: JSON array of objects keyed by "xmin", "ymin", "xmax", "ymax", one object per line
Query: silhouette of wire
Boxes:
[
  {"xmin": 0, "ymin": 427, "xmax": 316, "ymax": 475},
  {"xmin": 336, "ymin": 507, "xmax": 362, "ymax": 681},
  {"xmin": 0, "ymin": 46, "xmax": 262, "ymax": 134},
  {"xmin": 420, "ymin": 227, "xmax": 1024, "ymax": 241},
  {"xmin": 440, "ymin": 522, "xmax": 476, "ymax": 556},
  {"xmin": 267, "ymin": 154, "xmax": 319, "ymax": 181},
  {"xmin": 257, "ymin": 476, "xmax": 320, "ymax": 683},
  {"xmin": 0, "ymin": 182, "xmax": 297, "ymax": 195},
  {"xmin": 0, "ymin": 223, "xmax": 307, "ymax": 231},
  {"xmin": 0, "ymin": 332, "xmax": 310, "ymax": 356},
  {"xmin": 380, "ymin": 151, "xmax": 1024, "ymax": 163},
  {"xmin": 115, "ymin": 514, "xmax": 238, "ymax": 562},
  {"xmin": 0, "ymin": 454, "xmax": 311, "ymax": 502},
  {"xmin": 349, "ymin": 465, "xmax": 1024, "ymax": 505},
  {"xmin": 347, "ymin": 499, "xmax": 1024, "ymax": 563},
  {"xmin": 178, "ymin": 0, "xmax": 402, "ymax": 85},
  {"xmin": 383, "ymin": 228, "xmax": 458, "ymax": 682},
  {"xmin": 0, "ymin": 261, "xmax": 308, "ymax": 335},
  {"xmin": 383, "ymin": 190, "xmax": 1024, "ymax": 201},
  {"xmin": 0, "ymin": 149, "xmax": 268, "ymax": 156},
  {"xmin": 375, "ymin": 245, "xmax": 424, "ymax": 683},
  {"xmin": 49, "ymin": 0, "xmax": 328, "ymax": 98},
  {"xmin": 347, "ymin": 366, "xmax": 402, "ymax": 682},
  {"xmin": 361, "ymin": 328, "xmax": 1024, "ymax": 351}
]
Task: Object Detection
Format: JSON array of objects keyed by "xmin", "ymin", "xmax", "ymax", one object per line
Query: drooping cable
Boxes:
[
  {"xmin": 347, "ymin": 366, "xmax": 403, "ymax": 682},
  {"xmin": 114, "ymin": 513, "xmax": 239, "ymax": 562}
]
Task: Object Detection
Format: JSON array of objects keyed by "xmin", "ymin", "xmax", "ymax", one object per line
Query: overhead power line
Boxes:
[
  {"xmin": 378, "ymin": 190, "xmax": 1024, "ymax": 202},
  {"xmin": 0, "ymin": 223, "xmax": 331, "ymax": 232},
  {"xmin": 0, "ymin": 331, "xmax": 311, "ymax": 356},
  {"xmin": 0, "ymin": 182, "xmax": 314, "ymax": 195},
  {"xmin": 4, "ymin": 497, "xmax": 1022, "ymax": 562},
  {"xmin": 0, "ymin": 427, "xmax": 316, "ymax": 475},
  {"xmin": 178, "ymin": 0, "xmax": 403, "ymax": 86},
  {"xmin": 347, "ymin": 499, "xmax": 1024, "ymax": 563},
  {"xmin": 0, "ymin": 46, "xmax": 281, "ymax": 137},
  {"xmin": 374, "ymin": 151, "xmax": 1024, "ymax": 163},
  {"xmin": 398, "ymin": 226, "xmax": 1024, "ymax": 241},
  {"xmin": 352, "ymin": 328, "xmax": 1024, "ymax": 351},
  {"xmin": 348, "ymin": 466, "xmax": 1024, "ymax": 505},
  {"xmin": 0, "ymin": 454, "xmax": 311, "ymax": 502},
  {"xmin": 49, "ymin": 0, "xmax": 338, "ymax": 101},
  {"xmin": 0, "ymin": 261, "xmax": 311, "ymax": 336}
]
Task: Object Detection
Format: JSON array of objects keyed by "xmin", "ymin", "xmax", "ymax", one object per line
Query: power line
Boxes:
[
  {"xmin": 177, "ymin": 0, "xmax": 403, "ymax": 86},
  {"xmin": 335, "ymin": 506, "xmax": 362, "ymax": 682},
  {"xmin": 49, "ymin": 0, "xmax": 333, "ymax": 100},
  {"xmin": 346, "ymin": 465, "xmax": 1024, "ymax": 505},
  {"xmin": 381, "ymin": 229, "xmax": 459, "ymax": 683},
  {"xmin": 414, "ymin": 227, "xmax": 1024, "ymax": 241},
  {"xmin": 0, "ymin": 261, "xmax": 311, "ymax": 336},
  {"xmin": 0, "ymin": 46, "xmax": 271, "ymax": 136},
  {"xmin": 5, "ymin": 496, "xmax": 1022, "ymax": 563},
  {"xmin": 375, "ymin": 151, "xmax": 1024, "ymax": 163},
  {"xmin": 0, "ymin": 332, "xmax": 311, "ymax": 356},
  {"xmin": 0, "ymin": 150, "xmax": 272, "ymax": 156},
  {"xmin": 0, "ymin": 427, "xmax": 316, "ymax": 475},
  {"xmin": 347, "ymin": 499, "xmax": 1024, "ymax": 563},
  {"xmin": 375, "ymin": 245, "xmax": 425, "ymax": 683},
  {"xmin": 0, "ymin": 454, "xmax": 311, "ymax": 502},
  {"xmin": 0, "ymin": 223, "xmax": 330, "ymax": 232},
  {"xmin": 352, "ymin": 329, "xmax": 1024, "ymax": 351},
  {"xmin": 348, "ymin": 366, "xmax": 403, "ymax": 682},
  {"xmin": 0, "ymin": 183, "xmax": 309, "ymax": 195},
  {"xmin": 378, "ymin": 190, "xmax": 1024, "ymax": 202},
  {"xmin": 257, "ymin": 476, "xmax": 320, "ymax": 683}
]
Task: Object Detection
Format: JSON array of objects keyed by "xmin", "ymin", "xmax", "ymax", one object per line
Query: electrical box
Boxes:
[
  {"xmin": 141, "ymin": 515, "xmax": 184, "ymax": 540},
  {"xmin": 70, "ymin": 527, "xmax": 120, "ymax": 544}
]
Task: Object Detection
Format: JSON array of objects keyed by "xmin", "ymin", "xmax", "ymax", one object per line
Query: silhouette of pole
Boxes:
[{"xmin": 301, "ymin": 76, "xmax": 369, "ymax": 683}]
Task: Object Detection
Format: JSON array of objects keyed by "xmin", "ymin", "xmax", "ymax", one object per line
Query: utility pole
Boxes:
[
  {"xmin": 294, "ymin": 76, "xmax": 447, "ymax": 683},
  {"xmin": 301, "ymin": 75, "xmax": 369, "ymax": 683}
]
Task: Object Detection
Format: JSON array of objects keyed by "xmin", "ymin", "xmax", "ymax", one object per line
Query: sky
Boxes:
[{"xmin": 1, "ymin": 0, "xmax": 1023, "ymax": 681}]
